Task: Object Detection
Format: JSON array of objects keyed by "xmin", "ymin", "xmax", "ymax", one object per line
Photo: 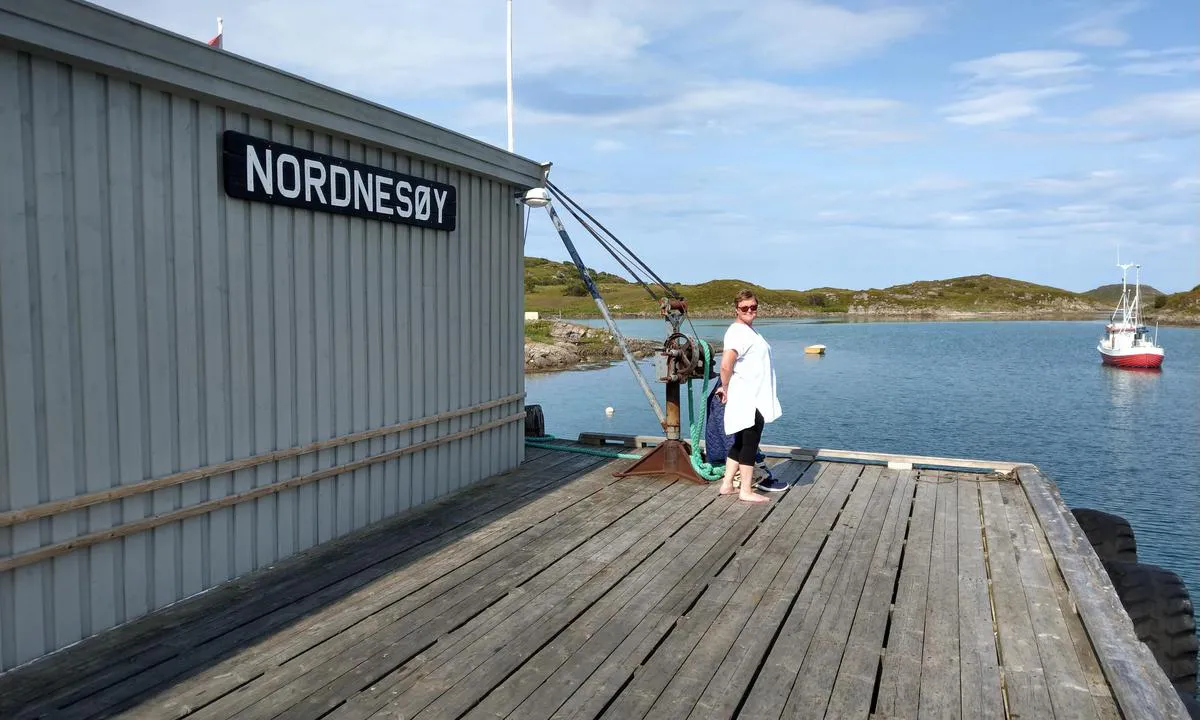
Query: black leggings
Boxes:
[{"xmin": 729, "ymin": 410, "xmax": 765, "ymax": 465}]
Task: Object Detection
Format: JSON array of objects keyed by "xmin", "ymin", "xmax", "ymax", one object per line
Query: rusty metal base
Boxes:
[{"xmin": 612, "ymin": 439, "xmax": 709, "ymax": 484}]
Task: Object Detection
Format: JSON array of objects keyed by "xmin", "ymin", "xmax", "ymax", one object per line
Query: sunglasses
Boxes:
[{"xmin": 738, "ymin": 304, "xmax": 758, "ymax": 312}]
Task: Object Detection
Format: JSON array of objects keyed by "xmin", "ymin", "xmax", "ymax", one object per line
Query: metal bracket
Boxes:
[{"xmin": 611, "ymin": 439, "xmax": 708, "ymax": 484}]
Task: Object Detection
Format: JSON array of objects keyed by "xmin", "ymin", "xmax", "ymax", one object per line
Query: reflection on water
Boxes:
[{"xmin": 1103, "ymin": 365, "xmax": 1162, "ymax": 431}]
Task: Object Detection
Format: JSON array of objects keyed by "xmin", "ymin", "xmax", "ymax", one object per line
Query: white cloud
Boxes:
[
  {"xmin": 942, "ymin": 51, "xmax": 1093, "ymax": 126},
  {"xmin": 465, "ymin": 80, "xmax": 910, "ymax": 143},
  {"xmin": 592, "ymin": 139, "xmax": 625, "ymax": 153},
  {"xmin": 1021, "ymin": 170, "xmax": 1122, "ymax": 196},
  {"xmin": 873, "ymin": 175, "xmax": 972, "ymax": 200},
  {"xmin": 952, "ymin": 51, "xmax": 1095, "ymax": 83},
  {"xmin": 717, "ymin": 2, "xmax": 926, "ymax": 71},
  {"xmin": 941, "ymin": 85, "xmax": 1085, "ymax": 126},
  {"xmin": 807, "ymin": 168, "xmax": 1197, "ymax": 238},
  {"xmin": 1117, "ymin": 47, "xmax": 1200, "ymax": 76},
  {"xmin": 1091, "ymin": 89, "xmax": 1200, "ymax": 129},
  {"xmin": 1057, "ymin": 2, "xmax": 1142, "ymax": 47}
]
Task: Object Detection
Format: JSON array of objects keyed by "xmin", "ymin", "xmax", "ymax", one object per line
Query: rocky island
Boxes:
[{"xmin": 524, "ymin": 320, "xmax": 661, "ymax": 373}]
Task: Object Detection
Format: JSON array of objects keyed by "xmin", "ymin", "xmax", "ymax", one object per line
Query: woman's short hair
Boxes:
[{"xmin": 734, "ymin": 289, "xmax": 757, "ymax": 306}]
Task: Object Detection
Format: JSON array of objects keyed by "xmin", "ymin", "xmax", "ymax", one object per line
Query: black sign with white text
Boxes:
[{"xmin": 221, "ymin": 130, "xmax": 457, "ymax": 231}]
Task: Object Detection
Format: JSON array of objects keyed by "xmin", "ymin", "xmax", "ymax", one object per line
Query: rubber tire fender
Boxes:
[
  {"xmin": 1178, "ymin": 688, "xmax": 1200, "ymax": 720},
  {"xmin": 1103, "ymin": 560, "xmax": 1198, "ymax": 694},
  {"xmin": 524, "ymin": 404, "xmax": 545, "ymax": 438},
  {"xmin": 1071, "ymin": 507, "xmax": 1138, "ymax": 564}
]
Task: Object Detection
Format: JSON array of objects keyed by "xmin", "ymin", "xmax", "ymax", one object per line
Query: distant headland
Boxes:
[{"xmin": 523, "ymin": 256, "xmax": 1200, "ymax": 326}]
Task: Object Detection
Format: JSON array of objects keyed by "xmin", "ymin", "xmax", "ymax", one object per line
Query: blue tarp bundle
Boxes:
[{"xmin": 703, "ymin": 378, "xmax": 768, "ymax": 472}]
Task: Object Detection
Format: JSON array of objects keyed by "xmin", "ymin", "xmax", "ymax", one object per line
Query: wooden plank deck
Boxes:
[{"xmin": 0, "ymin": 442, "xmax": 1179, "ymax": 719}]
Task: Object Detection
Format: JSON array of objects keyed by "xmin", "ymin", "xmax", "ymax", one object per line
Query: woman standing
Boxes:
[{"xmin": 715, "ymin": 290, "xmax": 782, "ymax": 502}]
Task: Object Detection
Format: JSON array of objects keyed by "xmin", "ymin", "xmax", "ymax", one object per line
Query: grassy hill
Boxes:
[
  {"xmin": 1145, "ymin": 285, "xmax": 1200, "ymax": 324},
  {"xmin": 523, "ymin": 257, "xmax": 1113, "ymax": 318},
  {"xmin": 1082, "ymin": 283, "xmax": 1165, "ymax": 305}
]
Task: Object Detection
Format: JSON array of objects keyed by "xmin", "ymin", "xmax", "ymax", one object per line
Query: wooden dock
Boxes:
[{"xmin": 0, "ymin": 441, "xmax": 1188, "ymax": 719}]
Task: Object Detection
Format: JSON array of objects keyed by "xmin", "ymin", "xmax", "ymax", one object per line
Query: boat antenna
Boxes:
[
  {"xmin": 1133, "ymin": 264, "xmax": 1142, "ymax": 326},
  {"xmin": 1115, "ymin": 260, "xmax": 1135, "ymax": 325}
]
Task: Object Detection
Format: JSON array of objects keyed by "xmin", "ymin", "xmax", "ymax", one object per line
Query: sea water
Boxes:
[{"xmin": 526, "ymin": 318, "xmax": 1200, "ymax": 646}]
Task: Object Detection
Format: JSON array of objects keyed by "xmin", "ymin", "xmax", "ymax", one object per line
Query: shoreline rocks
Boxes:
[
  {"xmin": 524, "ymin": 321, "xmax": 661, "ymax": 374},
  {"xmin": 524, "ymin": 320, "xmax": 726, "ymax": 374}
]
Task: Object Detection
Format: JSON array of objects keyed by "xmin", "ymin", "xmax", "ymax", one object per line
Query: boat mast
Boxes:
[
  {"xmin": 1116, "ymin": 261, "xmax": 1134, "ymax": 326},
  {"xmin": 1132, "ymin": 264, "xmax": 1142, "ymax": 327}
]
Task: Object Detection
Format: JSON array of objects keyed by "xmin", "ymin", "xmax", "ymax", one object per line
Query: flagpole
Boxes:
[{"xmin": 506, "ymin": 0, "xmax": 514, "ymax": 153}]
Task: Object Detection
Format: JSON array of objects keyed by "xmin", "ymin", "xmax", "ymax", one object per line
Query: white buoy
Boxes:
[{"xmin": 605, "ymin": 406, "xmax": 614, "ymax": 416}]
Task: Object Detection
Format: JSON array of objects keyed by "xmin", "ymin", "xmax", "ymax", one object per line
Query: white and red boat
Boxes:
[{"xmin": 1097, "ymin": 262, "xmax": 1164, "ymax": 369}]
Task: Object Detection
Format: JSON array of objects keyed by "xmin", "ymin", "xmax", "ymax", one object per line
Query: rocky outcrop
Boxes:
[
  {"xmin": 847, "ymin": 295, "xmax": 1103, "ymax": 318},
  {"xmin": 523, "ymin": 320, "xmax": 727, "ymax": 373},
  {"xmin": 524, "ymin": 321, "xmax": 662, "ymax": 373}
]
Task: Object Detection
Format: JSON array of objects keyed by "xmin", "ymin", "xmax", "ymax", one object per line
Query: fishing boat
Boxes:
[{"xmin": 1098, "ymin": 262, "xmax": 1164, "ymax": 369}]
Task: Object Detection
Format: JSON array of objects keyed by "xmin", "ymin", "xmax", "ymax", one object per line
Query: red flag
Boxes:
[{"xmin": 207, "ymin": 17, "xmax": 223, "ymax": 49}]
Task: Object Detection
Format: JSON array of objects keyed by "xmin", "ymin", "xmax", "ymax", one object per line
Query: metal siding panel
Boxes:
[
  {"xmin": 469, "ymin": 174, "xmax": 483, "ymax": 485},
  {"xmin": 29, "ymin": 55, "xmax": 84, "ymax": 652},
  {"xmin": 447, "ymin": 168, "xmax": 463, "ymax": 493},
  {"xmin": 313, "ymin": 134, "xmax": 337, "ymax": 546},
  {"xmin": 0, "ymin": 49, "xmax": 11, "ymax": 672},
  {"xmin": 487, "ymin": 180, "xmax": 499, "ymax": 478},
  {"xmin": 247, "ymin": 117, "xmax": 275, "ymax": 569},
  {"xmin": 349, "ymin": 142, "xmax": 368, "ymax": 532},
  {"xmin": 408, "ymin": 163, "xmax": 425, "ymax": 508},
  {"xmin": 226, "ymin": 113, "xmax": 255, "ymax": 579},
  {"xmin": 199, "ymin": 104, "xmax": 232, "ymax": 587},
  {"xmin": 421, "ymin": 161, "xmax": 437, "ymax": 505},
  {"xmin": 170, "ymin": 95, "xmax": 205, "ymax": 600},
  {"xmin": 72, "ymin": 67, "xmax": 118, "ymax": 637},
  {"xmin": 380, "ymin": 151, "xmax": 399, "ymax": 517},
  {"xmin": 500, "ymin": 177, "xmax": 511, "ymax": 470},
  {"xmin": 0, "ymin": 48, "xmax": 47, "ymax": 671},
  {"xmin": 332, "ymin": 139, "xmax": 353, "ymax": 537},
  {"xmin": 515, "ymin": 183, "xmax": 526, "ymax": 466},
  {"xmin": 294, "ymin": 130, "xmax": 317, "ymax": 553},
  {"xmin": 141, "ymin": 91, "xmax": 172, "ymax": 606},
  {"xmin": 137, "ymin": 87, "xmax": 178, "ymax": 612},
  {"xmin": 271, "ymin": 122, "xmax": 296, "ymax": 560},
  {"xmin": 395, "ymin": 151, "xmax": 414, "ymax": 516},
  {"xmin": 366, "ymin": 147, "xmax": 385, "ymax": 523},
  {"xmin": 104, "ymin": 78, "xmax": 145, "ymax": 625},
  {"xmin": 504, "ymin": 179, "xmax": 516, "ymax": 470},
  {"xmin": 435, "ymin": 163, "xmax": 450, "ymax": 499}
]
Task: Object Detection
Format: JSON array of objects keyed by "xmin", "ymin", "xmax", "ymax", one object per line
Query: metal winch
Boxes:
[{"xmin": 613, "ymin": 297, "xmax": 716, "ymax": 484}]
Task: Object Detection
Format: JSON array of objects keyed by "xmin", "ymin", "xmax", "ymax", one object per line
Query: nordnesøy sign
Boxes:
[{"xmin": 222, "ymin": 131, "xmax": 457, "ymax": 231}]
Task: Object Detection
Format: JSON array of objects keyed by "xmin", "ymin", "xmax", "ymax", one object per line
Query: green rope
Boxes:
[
  {"xmin": 685, "ymin": 339, "xmax": 726, "ymax": 482},
  {"xmin": 525, "ymin": 336, "xmax": 728, "ymax": 479},
  {"xmin": 524, "ymin": 434, "xmax": 642, "ymax": 460}
]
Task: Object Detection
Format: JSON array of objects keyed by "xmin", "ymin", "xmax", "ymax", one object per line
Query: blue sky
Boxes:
[{"xmin": 97, "ymin": 0, "xmax": 1198, "ymax": 293}]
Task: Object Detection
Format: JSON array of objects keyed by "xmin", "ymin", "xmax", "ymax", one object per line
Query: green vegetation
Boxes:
[
  {"xmin": 523, "ymin": 319, "xmax": 557, "ymax": 345},
  {"xmin": 522, "ymin": 256, "xmax": 1129, "ymax": 318},
  {"xmin": 845, "ymin": 275, "xmax": 1098, "ymax": 313},
  {"xmin": 1153, "ymin": 288, "xmax": 1200, "ymax": 314},
  {"xmin": 520, "ymin": 256, "xmax": 1200, "ymax": 328},
  {"xmin": 1082, "ymin": 283, "xmax": 1165, "ymax": 306}
]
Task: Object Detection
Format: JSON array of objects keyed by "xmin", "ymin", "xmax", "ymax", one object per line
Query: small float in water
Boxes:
[{"xmin": 804, "ymin": 344, "xmax": 826, "ymax": 355}]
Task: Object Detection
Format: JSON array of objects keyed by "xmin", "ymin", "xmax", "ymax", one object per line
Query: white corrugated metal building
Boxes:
[{"xmin": 0, "ymin": 0, "xmax": 543, "ymax": 673}]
